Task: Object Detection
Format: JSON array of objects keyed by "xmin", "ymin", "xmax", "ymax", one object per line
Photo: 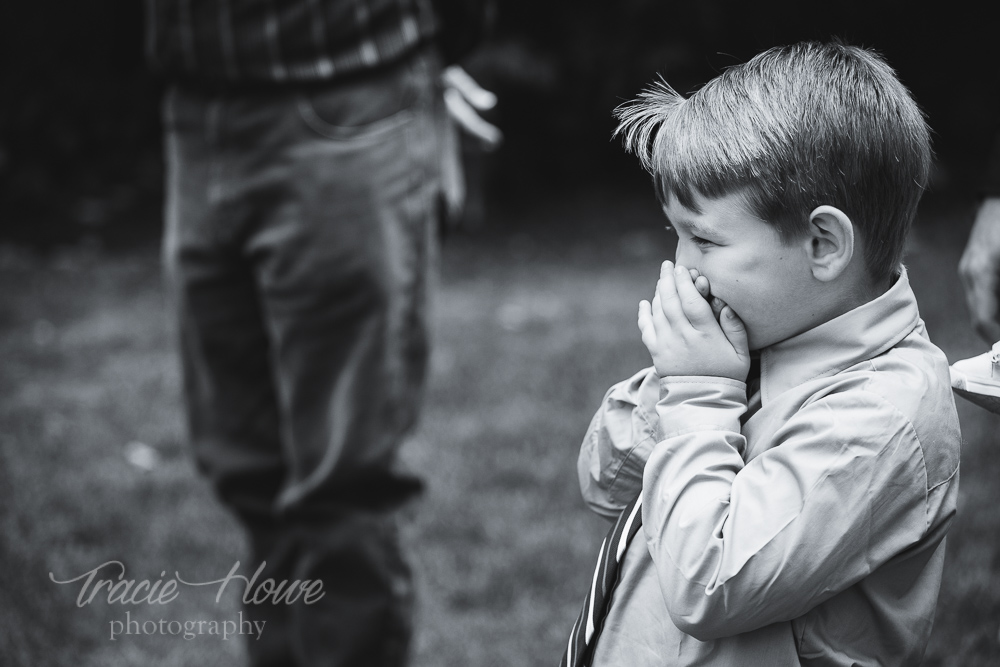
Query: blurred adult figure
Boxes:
[
  {"xmin": 145, "ymin": 1, "xmax": 497, "ymax": 665},
  {"xmin": 960, "ymin": 197, "xmax": 1000, "ymax": 342}
]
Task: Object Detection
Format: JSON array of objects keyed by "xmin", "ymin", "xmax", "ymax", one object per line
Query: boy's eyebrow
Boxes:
[{"xmin": 664, "ymin": 213, "xmax": 719, "ymax": 237}]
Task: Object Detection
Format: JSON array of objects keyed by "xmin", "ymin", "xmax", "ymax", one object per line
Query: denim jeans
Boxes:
[{"xmin": 162, "ymin": 49, "xmax": 447, "ymax": 667}]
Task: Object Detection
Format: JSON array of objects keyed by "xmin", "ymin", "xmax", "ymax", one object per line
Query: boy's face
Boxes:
[{"xmin": 664, "ymin": 191, "xmax": 816, "ymax": 351}]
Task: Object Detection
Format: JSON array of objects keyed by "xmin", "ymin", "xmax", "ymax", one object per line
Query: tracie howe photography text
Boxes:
[{"xmin": 48, "ymin": 560, "xmax": 325, "ymax": 641}]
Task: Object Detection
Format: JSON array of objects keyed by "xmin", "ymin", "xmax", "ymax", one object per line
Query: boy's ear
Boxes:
[{"xmin": 804, "ymin": 205, "xmax": 855, "ymax": 282}]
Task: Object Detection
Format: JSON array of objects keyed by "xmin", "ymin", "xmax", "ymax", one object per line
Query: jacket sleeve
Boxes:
[
  {"xmin": 577, "ymin": 366, "xmax": 692, "ymax": 519},
  {"xmin": 641, "ymin": 377, "xmax": 945, "ymax": 641}
]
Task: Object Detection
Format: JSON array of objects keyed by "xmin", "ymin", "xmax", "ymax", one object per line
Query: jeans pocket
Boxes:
[{"xmin": 296, "ymin": 55, "xmax": 429, "ymax": 141}]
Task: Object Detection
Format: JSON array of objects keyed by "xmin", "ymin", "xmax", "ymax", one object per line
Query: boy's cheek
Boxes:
[{"xmin": 701, "ymin": 276, "xmax": 733, "ymax": 309}]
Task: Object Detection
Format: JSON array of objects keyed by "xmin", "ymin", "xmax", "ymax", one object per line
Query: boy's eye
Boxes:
[{"xmin": 666, "ymin": 225, "xmax": 716, "ymax": 248}]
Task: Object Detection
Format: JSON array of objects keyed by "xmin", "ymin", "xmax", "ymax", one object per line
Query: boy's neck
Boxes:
[
  {"xmin": 815, "ymin": 254, "xmax": 895, "ymax": 322},
  {"xmin": 754, "ymin": 271, "xmax": 894, "ymax": 353},
  {"xmin": 844, "ymin": 272, "xmax": 893, "ymax": 313}
]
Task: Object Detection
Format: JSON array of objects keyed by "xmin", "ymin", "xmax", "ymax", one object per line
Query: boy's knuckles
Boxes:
[
  {"xmin": 682, "ymin": 296, "xmax": 710, "ymax": 315},
  {"xmin": 682, "ymin": 292, "xmax": 704, "ymax": 306},
  {"xmin": 659, "ymin": 289, "xmax": 675, "ymax": 306}
]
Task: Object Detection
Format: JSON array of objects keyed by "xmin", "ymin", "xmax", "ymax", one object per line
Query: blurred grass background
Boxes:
[{"xmin": 1, "ymin": 189, "xmax": 999, "ymax": 665}]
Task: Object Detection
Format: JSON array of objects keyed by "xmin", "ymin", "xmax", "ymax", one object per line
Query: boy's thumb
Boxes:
[{"xmin": 720, "ymin": 306, "xmax": 749, "ymax": 353}]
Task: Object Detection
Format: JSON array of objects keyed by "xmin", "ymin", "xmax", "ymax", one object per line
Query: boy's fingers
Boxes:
[
  {"xmin": 710, "ymin": 296, "xmax": 726, "ymax": 322},
  {"xmin": 650, "ymin": 290, "xmax": 670, "ymax": 333},
  {"xmin": 673, "ymin": 265, "xmax": 715, "ymax": 326},
  {"xmin": 656, "ymin": 261, "xmax": 686, "ymax": 326},
  {"xmin": 694, "ymin": 275, "xmax": 710, "ymax": 299},
  {"xmin": 720, "ymin": 306, "xmax": 750, "ymax": 357},
  {"xmin": 638, "ymin": 300, "xmax": 656, "ymax": 347}
]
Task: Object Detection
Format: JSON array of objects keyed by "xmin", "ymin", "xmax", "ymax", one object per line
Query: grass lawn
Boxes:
[{"xmin": 1, "ymin": 190, "xmax": 999, "ymax": 665}]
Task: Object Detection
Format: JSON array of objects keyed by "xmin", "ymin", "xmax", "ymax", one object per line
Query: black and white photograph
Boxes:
[{"xmin": 2, "ymin": 1, "xmax": 999, "ymax": 665}]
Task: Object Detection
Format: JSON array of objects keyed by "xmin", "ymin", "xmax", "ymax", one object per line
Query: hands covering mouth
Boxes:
[{"xmin": 638, "ymin": 261, "xmax": 751, "ymax": 382}]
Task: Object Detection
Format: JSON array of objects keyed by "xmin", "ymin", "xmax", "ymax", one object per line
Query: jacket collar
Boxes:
[{"xmin": 759, "ymin": 267, "xmax": 921, "ymax": 405}]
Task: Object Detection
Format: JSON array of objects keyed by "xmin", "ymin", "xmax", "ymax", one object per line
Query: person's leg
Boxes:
[
  {"xmin": 162, "ymin": 84, "xmax": 294, "ymax": 665},
  {"xmin": 244, "ymin": 51, "xmax": 445, "ymax": 667},
  {"xmin": 165, "ymin": 48, "xmax": 445, "ymax": 666}
]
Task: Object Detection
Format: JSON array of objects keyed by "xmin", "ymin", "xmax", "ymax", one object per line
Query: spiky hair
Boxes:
[{"xmin": 614, "ymin": 42, "xmax": 932, "ymax": 284}]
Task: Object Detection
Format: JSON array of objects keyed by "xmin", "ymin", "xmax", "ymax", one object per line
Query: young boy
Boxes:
[{"xmin": 563, "ymin": 42, "xmax": 961, "ymax": 666}]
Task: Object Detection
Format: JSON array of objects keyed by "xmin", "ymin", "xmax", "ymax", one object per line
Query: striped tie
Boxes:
[{"xmin": 561, "ymin": 492, "xmax": 644, "ymax": 667}]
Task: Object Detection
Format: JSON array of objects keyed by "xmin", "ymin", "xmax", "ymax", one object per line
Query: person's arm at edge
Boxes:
[{"xmin": 959, "ymin": 196, "xmax": 1000, "ymax": 342}]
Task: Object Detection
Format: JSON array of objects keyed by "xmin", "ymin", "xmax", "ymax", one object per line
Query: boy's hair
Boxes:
[{"xmin": 615, "ymin": 41, "xmax": 931, "ymax": 284}]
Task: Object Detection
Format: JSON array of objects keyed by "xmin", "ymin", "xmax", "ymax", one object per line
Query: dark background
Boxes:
[{"xmin": 1, "ymin": 0, "xmax": 997, "ymax": 248}]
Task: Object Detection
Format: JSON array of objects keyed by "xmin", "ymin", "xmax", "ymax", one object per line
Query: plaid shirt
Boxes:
[{"xmin": 145, "ymin": 0, "xmax": 438, "ymax": 83}]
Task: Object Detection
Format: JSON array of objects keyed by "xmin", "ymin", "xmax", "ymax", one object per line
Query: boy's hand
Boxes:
[
  {"xmin": 638, "ymin": 261, "xmax": 751, "ymax": 381},
  {"xmin": 689, "ymin": 268, "xmax": 726, "ymax": 322}
]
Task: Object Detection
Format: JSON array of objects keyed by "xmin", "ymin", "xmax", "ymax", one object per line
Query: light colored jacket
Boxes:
[{"xmin": 580, "ymin": 269, "xmax": 961, "ymax": 666}]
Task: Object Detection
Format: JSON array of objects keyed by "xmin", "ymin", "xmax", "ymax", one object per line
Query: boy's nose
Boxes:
[{"xmin": 674, "ymin": 246, "xmax": 699, "ymax": 273}]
